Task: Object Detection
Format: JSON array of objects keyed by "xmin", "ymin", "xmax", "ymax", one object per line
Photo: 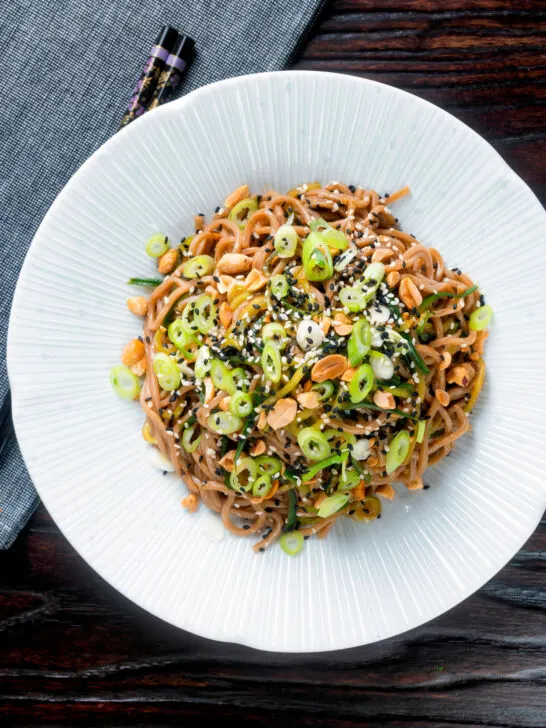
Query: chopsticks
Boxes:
[
  {"xmin": 119, "ymin": 25, "xmax": 194, "ymax": 128},
  {"xmin": 0, "ymin": 27, "xmax": 195, "ymax": 462}
]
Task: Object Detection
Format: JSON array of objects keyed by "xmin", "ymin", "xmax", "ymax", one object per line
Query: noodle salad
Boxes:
[{"xmin": 111, "ymin": 182, "xmax": 492, "ymax": 555}]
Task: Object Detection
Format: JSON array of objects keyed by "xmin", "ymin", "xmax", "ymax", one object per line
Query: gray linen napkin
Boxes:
[{"xmin": 0, "ymin": 0, "xmax": 327, "ymax": 548}]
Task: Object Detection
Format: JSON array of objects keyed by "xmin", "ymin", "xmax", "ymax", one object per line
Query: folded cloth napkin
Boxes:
[{"xmin": 0, "ymin": 0, "xmax": 328, "ymax": 548}]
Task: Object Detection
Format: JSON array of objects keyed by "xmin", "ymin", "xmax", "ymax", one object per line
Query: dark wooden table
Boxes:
[{"xmin": 2, "ymin": 2, "xmax": 545, "ymax": 726}]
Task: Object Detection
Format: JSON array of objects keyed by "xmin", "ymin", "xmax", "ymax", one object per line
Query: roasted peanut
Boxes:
[
  {"xmin": 267, "ymin": 398, "xmax": 298, "ymax": 430},
  {"xmin": 216, "ymin": 253, "xmax": 252, "ymax": 275},
  {"xmin": 296, "ymin": 391, "xmax": 320, "ymax": 409},
  {"xmin": 225, "ymin": 184, "xmax": 250, "ymax": 209},
  {"xmin": 157, "ymin": 248, "xmax": 178, "ymax": 274},
  {"xmin": 121, "ymin": 339, "xmax": 145, "ymax": 367},
  {"xmin": 435, "ymin": 389, "xmax": 450, "ymax": 407},
  {"xmin": 311, "ymin": 355, "xmax": 348, "ymax": 382},
  {"xmin": 386, "ymin": 271, "xmax": 400, "ymax": 287},
  {"xmin": 446, "ymin": 364, "xmax": 475, "ymax": 387},
  {"xmin": 244, "ymin": 268, "xmax": 267, "ymax": 291},
  {"xmin": 373, "ymin": 390, "xmax": 395, "ymax": 410},
  {"xmin": 398, "ymin": 277, "xmax": 423, "ymax": 310},
  {"xmin": 126, "ymin": 296, "xmax": 148, "ymax": 316},
  {"xmin": 219, "ymin": 302, "xmax": 233, "ymax": 329}
]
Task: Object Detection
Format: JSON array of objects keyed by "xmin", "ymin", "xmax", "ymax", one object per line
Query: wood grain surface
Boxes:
[{"xmin": 1, "ymin": 2, "xmax": 545, "ymax": 726}]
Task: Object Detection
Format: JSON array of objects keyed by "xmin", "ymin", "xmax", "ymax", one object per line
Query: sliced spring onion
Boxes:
[
  {"xmin": 252, "ymin": 473, "xmax": 273, "ymax": 498},
  {"xmin": 167, "ymin": 319, "xmax": 198, "ymax": 359},
  {"xmin": 229, "ymin": 367, "xmax": 248, "ymax": 392},
  {"xmin": 416, "ymin": 420, "xmax": 426, "ymax": 444},
  {"xmin": 398, "ymin": 332, "xmax": 430, "ymax": 375},
  {"xmin": 317, "ymin": 492, "xmax": 349, "ymax": 518},
  {"xmin": 230, "ymin": 390, "xmax": 254, "ymax": 418},
  {"xmin": 360, "ymin": 261, "xmax": 385, "ymax": 303},
  {"xmin": 270, "ymin": 274, "xmax": 289, "ymax": 299},
  {"xmin": 334, "ymin": 246, "xmax": 358, "ymax": 271},
  {"xmin": 274, "ymin": 224, "xmax": 299, "ymax": 258},
  {"xmin": 339, "ymin": 468, "xmax": 361, "ymax": 491},
  {"xmin": 153, "ymin": 352, "xmax": 181, "ymax": 391},
  {"xmin": 194, "ymin": 345, "xmax": 211, "ymax": 379},
  {"xmin": 302, "ymin": 452, "xmax": 348, "ymax": 482},
  {"xmin": 378, "ymin": 380, "xmax": 415, "ymax": 398},
  {"xmin": 181, "ymin": 426, "xmax": 202, "ymax": 453},
  {"xmin": 182, "ymin": 255, "xmax": 215, "ymax": 279},
  {"xmin": 369, "ymin": 350, "xmax": 394, "ymax": 380},
  {"xmin": 228, "ymin": 197, "xmax": 258, "ymax": 228},
  {"xmin": 419, "ymin": 285, "xmax": 478, "ymax": 311},
  {"xmin": 279, "ymin": 530, "xmax": 304, "ymax": 556},
  {"xmin": 311, "ymin": 381, "xmax": 335, "ymax": 402},
  {"xmin": 415, "ymin": 311, "xmax": 431, "ymax": 339},
  {"xmin": 145, "ymin": 233, "xmax": 169, "ymax": 258},
  {"xmin": 210, "ymin": 359, "xmax": 235, "ymax": 393},
  {"xmin": 302, "ymin": 232, "xmax": 334, "ymax": 281},
  {"xmin": 469, "ymin": 304, "xmax": 493, "ymax": 331},
  {"xmin": 110, "ymin": 364, "xmax": 141, "ymax": 400},
  {"xmin": 262, "ymin": 322, "xmax": 288, "ymax": 349},
  {"xmin": 261, "ymin": 341, "xmax": 282, "ymax": 383},
  {"xmin": 386, "ymin": 430, "xmax": 411, "ymax": 474},
  {"xmin": 348, "ymin": 363, "xmax": 375, "ymax": 404},
  {"xmin": 285, "ymin": 489, "xmax": 297, "ymax": 530},
  {"xmin": 208, "ymin": 410, "xmax": 244, "ymax": 435},
  {"xmin": 297, "ymin": 427, "xmax": 331, "ymax": 462},
  {"xmin": 256, "ymin": 455, "xmax": 283, "ymax": 478},
  {"xmin": 339, "ymin": 286, "xmax": 366, "ymax": 312},
  {"xmin": 193, "ymin": 294, "xmax": 217, "ymax": 334},
  {"xmin": 308, "ymin": 217, "xmax": 349, "ymax": 250},
  {"xmin": 347, "ymin": 318, "xmax": 372, "ymax": 366},
  {"xmin": 363, "ymin": 261, "xmax": 385, "ymax": 285},
  {"xmin": 127, "ymin": 277, "xmax": 163, "ymax": 287},
  {"xmin": 230, "ymin": 456, "xmax": 258, "ymax": 492}
]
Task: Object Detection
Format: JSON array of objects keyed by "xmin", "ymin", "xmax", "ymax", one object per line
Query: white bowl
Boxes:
[{"xmin": 8, "ymin": 71, "xmax": 546, "ymax": 652}]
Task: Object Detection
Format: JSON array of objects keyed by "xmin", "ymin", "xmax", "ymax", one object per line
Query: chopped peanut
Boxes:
[
  {"xmin": 131, "ymin": 357, "xmax": 147, "ymax": 376},
  {"xmin": 216, "ymin": 253, "xmax": 252, "ymax": 275},
  {"xmin": 219, "ymin": 396, "xmax": 231, "ymax": 412},
  {"xmin": 217, "ymin": 274, "xmax": 236, "ymax": 294},
  {"xmin": 311, "ymin": 354, "xmax": 348, "ymax": 382},
  {"xmin": 446, "ymin": 364, "xmax": 475, "ymax": 387},
  {"xmin": 219, "ymin": 302, "xmax": 233, "ymax": 329},
  {"xmin": 320, "ymin": 316, "xmax": 332, "ymax": 335},
  {"xmin": 126, "ymin": 296, "xmax": 148, "ymax": 316},
  {"xmin": 371, "ymin": 248, "xmax": 393, "ymax": 263},
  {"xmin": 407, "ymin": 478, "xmax": 424, "ymax": 490},
  {"xmin": 244, "ymin": 268, "xmax": 267, "ymax": 291},
  {"xmin": 267, "ymin": 398, "xmax": 298, "ymax": 430},
  {"xmin": 225, "ymin": 184, "xmax": 250, "ymax": 209},
  {"xmin": 438, "ymin": 351, "xmax": 452, "ymax": 371},
  {"xmin": 250, "ymin": 440, "xmax": 266, "ymax": 457},
  {"xmin": 218, "ymin": 450, "xmax": 237, "ymax": 472},
  {"xmin": 373, "ymin": 390, "xmax": 395, "ymax": 409},
  {"xmin": 376, "ymin": 484, "xmax": 395, "ymax": 500},
  {"xmin": 341, "ymin": 366, "xmax": 357, "ymax": 382},
  {"xmin": 204, "ymin": 377, "xmax": 216, "ymax": 404},
  {"xmin": 257, "ymin": 410, "xmax": 268, "ymax": 430},
  {"xmin": 386, "ymin": 271, "xmax": 400, "ymax": 287},
  {"xmin": 121, "ymin": 339, "xmax": 145, "ymax": 367},
  {"xmin": 157, "ymin": 248, "xmax": 178, "ymax": 274},
  {"xmin": 398, "ymin": 277, "xmax": 423, "ymax": 310},
  {"xmin": 296, "ymin": 391, "xmax": 320, "ymax": 409},
  {"xmin": 333, "ymin": 312, "xmax": 353, "ymax": 336},
  {"xmin": 181, "ymin": 493, "xmax": 199, "ymax": 513},
  {"xmin": 435, "ymin": 389, "xmax": 450, "ymax": 407}
]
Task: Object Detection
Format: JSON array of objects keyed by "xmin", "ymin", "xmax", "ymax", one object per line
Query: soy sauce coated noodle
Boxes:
[{"xmin": 129, "ymin": 182, "xmax": 489, "ymax": 552}]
